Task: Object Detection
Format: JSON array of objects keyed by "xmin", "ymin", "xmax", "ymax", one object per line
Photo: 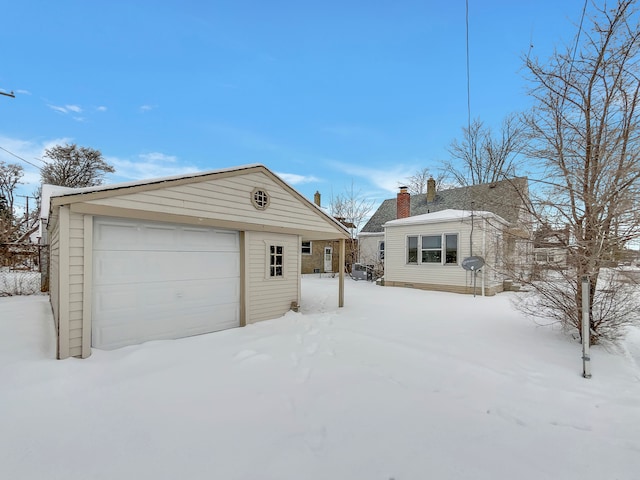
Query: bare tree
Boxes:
[
  {"xmin": 518, "ymin": 0, "xmax": 640, "ymax": 343},
  {"xmin": 0, "ymin": 161, "xmax": 24, "ymax": 242},
  {"xmin": 0, "ymin": 161, "xmax": 23, "ymax": 215},
  {"xmin": 41, "ymin": 144, "xmax": 115, "ymax": 188},
  {"xmin": 329, "ymin": 182, "xmax": 375, "ymax": 268},
  {"xmin": 403, "ymin": 168, "xmax": 447, "ymax": 194},
  {"xmin": 443, "ymin": 114, "xmax": 524, "ymax": 186}
]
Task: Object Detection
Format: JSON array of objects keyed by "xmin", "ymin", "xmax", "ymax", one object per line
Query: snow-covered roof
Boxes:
[
  {"xmin": 39, "ymin": 163, "xmax": 265, "ymax": 221},
  {"xmin": 383, "ymin": 208, "xmax": 505, "ymax": 227},
  {"xmin": 40, "ymin": 184, "xmax": 78, "ymax": 221}
]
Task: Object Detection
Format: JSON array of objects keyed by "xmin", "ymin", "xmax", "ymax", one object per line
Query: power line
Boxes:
[
  {"xmin": 465, "ymin": 0, "xmax": 472, "ymax": 133},
  {"xmin": 561, "ymin": 0, "xmax": 589, "ymax": 109},
  {"xmin": 0, "ymin": 146, "xmax": 43, "ymax": 171}
]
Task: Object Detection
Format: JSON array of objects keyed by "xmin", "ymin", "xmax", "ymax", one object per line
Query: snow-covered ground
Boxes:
[{"xmin": 1, "ymin": 277, "xmax": 639, "ymax": 480}]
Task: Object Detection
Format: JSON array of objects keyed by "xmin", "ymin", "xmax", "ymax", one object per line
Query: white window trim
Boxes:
[
  {"xmin": 265, "ymin": 242, "xmax": 286, "ymax": 280},
  {"xmin": 378, "ymin": 240, "xmax": 385, "ymax": 261},
  {"xmin": 301, "ymin": 240, "xmax": 312, "ymax": 255},
  {"xmin": 405, "ymin": 233, "xmax": 459, "ymax": 266}
]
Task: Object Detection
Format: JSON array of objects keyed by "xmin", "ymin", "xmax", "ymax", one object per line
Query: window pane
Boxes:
[
  {"xmin": 407, "ymin": 236, "xmax": 418, "ymax": 263},
  {"xmin": 269, "ymin": 244, "xmax": 284, "ymax": 277},
  {"xmin": 422, "ymin": 250, "xmax": 441, "ymax": 263},
  {"xmin": 445, "ymin": 234, "xmax": 458, "ymax": 264},
  {"xmin": 422, "ymin": 235, "xmax": 441, "ymax": 249}
]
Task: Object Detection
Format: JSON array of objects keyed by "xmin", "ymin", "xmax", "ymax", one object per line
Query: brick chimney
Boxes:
[
  {"xmin": 397, "ymin": 186, "xmax": 410, "ymax": 219},
  {"xmin": 426, "ymin": 176, "xmax": 436, "ymax": 202},
  {"xmin": 314, "ymin": 191, "xmax": 321, "ymax": 207}
]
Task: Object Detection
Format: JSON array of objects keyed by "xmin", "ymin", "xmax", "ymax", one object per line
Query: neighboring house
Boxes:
[
  {"xmin": 359, "ymin": 177, "xmax": 531, "ymax": 295},
  {"xmin": 44, "ymin": 164, "xmax": 349, "ymax": 359},
  {"xmin": 301, "ymin": 191, "xmax": 357, "ymax": 274},
  {"xmin": 533, "ymin": 224, "xmax": 570, "ymax": 271}
]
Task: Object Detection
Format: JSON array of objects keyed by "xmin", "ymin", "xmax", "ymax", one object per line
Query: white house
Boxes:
[
  {"xmin": 44, "ymin": 164, "xmax": 349, "ymax": 359},
  {"xmin": 383, "ymin": 209, "xmax": 509, "ymax": 295},
  {"xmin": 359, "ymin": 177, "xmax": 531, "ymax": 295}
]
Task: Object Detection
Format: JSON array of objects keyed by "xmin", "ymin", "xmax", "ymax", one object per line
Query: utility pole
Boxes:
[{"xmin": 17, "ymin": 195, "xmax": 31, "ymax": 228}]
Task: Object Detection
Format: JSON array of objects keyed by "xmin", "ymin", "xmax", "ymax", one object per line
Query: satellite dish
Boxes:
[{"xmin": 462, "ymin": 256, "xmax": 485, "ymax": 271}]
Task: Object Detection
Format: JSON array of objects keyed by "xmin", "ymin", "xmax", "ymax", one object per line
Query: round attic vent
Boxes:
[{"xmin": 251, "ymin": 188, "xmax": 270, "ymax": 210}]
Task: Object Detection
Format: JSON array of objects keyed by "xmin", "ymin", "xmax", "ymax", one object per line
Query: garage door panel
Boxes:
[
  {"xmin": 92, "ymin": 217, "xmax": 240, "ymax": 350},
  {"xmin": 94, "ymin": 281, "xmax": 238, "ymax": 319},
  {"xmin": 94, "ymin": 221, "xmax": 141, "ymax": 250},
  {"xmin": 94, "ymin": 251, "xmax": 239, "ymax": 285}
]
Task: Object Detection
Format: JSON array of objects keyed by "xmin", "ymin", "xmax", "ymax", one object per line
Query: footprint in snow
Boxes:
[
  {"xmin": 234, "ymin": 349, "xmax": 271, "ymax": 363},
  {"xmin": 305, "ymin": 342, "xmax": 319, "ymax": 355}
]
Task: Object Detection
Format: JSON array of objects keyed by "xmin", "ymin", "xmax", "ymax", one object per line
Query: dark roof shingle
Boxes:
[{"xmin": 361, "ymin": 177, "xmax": 528, "ymax": 233}]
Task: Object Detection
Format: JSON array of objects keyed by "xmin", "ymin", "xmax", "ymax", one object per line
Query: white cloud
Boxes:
[
  {"xmin": 139, "ymin": 104, "xmax": 155, "ymax": 112},
  {"xmin": 47, "ymin": 104, "xmax": 69, "ymax": 114},
  {"xmin": 96, "ymin": 106, "xmax": 107, "ymax": 112},
  {"xmin": 275, "ymin": 172, "xmax": 319, "ymax": 185},
  {"xmin": 107, "ymin": 152, "xmax": 198, "ymax": 181},
  {"xmin": 47, "ymin": 104, "xmax": 83, "ymax": 115},
  {"xmin": 328, "ymin": 160, "xmax": 416, "ymax": 194},
  {"xmin": 15, "ymin": 89, "xmax": 31, "ymax": 95}
]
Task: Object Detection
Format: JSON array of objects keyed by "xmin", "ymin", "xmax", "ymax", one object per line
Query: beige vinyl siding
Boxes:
[
  {"xmin": 49, "ymin": 212, "xmax": 61, "ymax": 333},
  {"xmin": 64, "ymin": 211, "xmax": 86, "ymax": 358},
  {"xmin": 245, "ymin": 231, "xmax": 300, "ymax": 323},
  {"xmin": 385, "ymin": 218, "xmax": 504, "ymax": 294},
  {"xmin": 80, "ymin": 171, "xmax": 341, "ymax": 238}
]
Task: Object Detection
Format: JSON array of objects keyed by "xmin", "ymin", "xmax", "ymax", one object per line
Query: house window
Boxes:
[
  {"xmin": 378, "ymin": 241, "xmax": 385, "ymax": 260},
  {"xmin": 270, "ymin": 245, "xmax": 284, "ymax": 277},
  {"xmin": 301, "ymin": 241, "xmax": 312, "ymax": 255},
  {"xmin": 407, "ymin": 233, "xmax": 459, "ymax": 265},
  {"xmin": 421, "ymin": 235, "xmax": 442, "ymax": 263},
  {"xmin": 445, "ymin": 234, "xmax": 458, "ymax": 264},
  {"xmin": 407, "ymin": 236, "xmax": 418, "ymax": 264}
]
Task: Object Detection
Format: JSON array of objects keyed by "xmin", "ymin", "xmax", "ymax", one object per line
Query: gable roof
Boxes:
[
  {"xmin": 44, "ymin": 164, "xmax": 350, "ymax": 240},
  {"xmin": 361, "ymin": 177, "xmax": 528, "ymax": 233}
]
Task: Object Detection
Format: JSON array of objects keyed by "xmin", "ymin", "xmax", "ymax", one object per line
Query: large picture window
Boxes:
[
  {"xmin": 406, "ymin": 233, "xmax": 458, "ymax": 266},
  {"xmin": 270, "ymin": 245, "xmax": 284, "ymax": 277}
]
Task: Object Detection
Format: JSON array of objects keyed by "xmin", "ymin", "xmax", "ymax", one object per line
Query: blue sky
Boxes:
[{"xmin": 1, "ymin": 1, "xmax": 585, "ymax": 214}]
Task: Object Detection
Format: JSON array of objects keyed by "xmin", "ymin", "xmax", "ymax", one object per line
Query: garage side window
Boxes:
[{"xmin": 270, "ymin": 245, "xmax": 284, "ymax": 277}]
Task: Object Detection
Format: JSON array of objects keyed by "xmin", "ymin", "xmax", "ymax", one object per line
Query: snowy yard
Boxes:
[{"xmin": 1, "ymin": 277, "xmax": 639, "ymax": 480}]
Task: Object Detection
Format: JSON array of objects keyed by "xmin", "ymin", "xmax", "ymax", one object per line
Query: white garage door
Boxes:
[{"xmin": 92, "ymin": 217, "xmax": 240, "ymax": 349}]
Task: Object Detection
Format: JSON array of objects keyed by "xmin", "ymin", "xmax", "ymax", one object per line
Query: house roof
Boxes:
[
  {"xmin": 361, "ymin": 177, "xmax": 528, "ymax": 233},
  {"xmin": 383, "ymin": 209, "xmax": 505, "ymax": 227},
  {"xmin": 43, "ymin": 164, "xmax": 350, "ymax": 240}
]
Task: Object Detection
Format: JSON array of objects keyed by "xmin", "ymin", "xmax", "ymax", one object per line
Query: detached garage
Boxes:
[{"xmin": 44, "ymin": 164, "xmax": 349, "ymax": 359}]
